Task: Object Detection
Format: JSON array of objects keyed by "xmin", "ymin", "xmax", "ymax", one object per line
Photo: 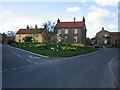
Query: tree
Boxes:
[{"xmin": 42, "ymin": 21, "xmax": 55, "ymax": 43}]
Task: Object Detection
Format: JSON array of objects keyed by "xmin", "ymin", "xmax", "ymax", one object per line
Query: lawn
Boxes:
[{"xmin": 10, "ymin": 42, "xmax": 99, "ymax": 57}]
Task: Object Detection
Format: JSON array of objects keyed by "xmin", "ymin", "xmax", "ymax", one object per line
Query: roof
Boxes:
[
  {"xmin": 16, "ymin": 28, "xmax": 44, "ymax": 34},
  {"xmin": 55, "ymin": 22, "xmax": 85, "ymax": 28},
  {"xmin": 97, "ymin": 30, "xmax": 120, "ymax": 37},
  {"xmin": 110, "ymin": 32, "xmax": 120, "ymax": 37}
]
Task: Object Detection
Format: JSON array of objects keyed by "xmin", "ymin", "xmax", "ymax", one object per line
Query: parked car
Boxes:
[{"xmin": 93, "ymin": 44, "xmax": 104, "ymax": 48}]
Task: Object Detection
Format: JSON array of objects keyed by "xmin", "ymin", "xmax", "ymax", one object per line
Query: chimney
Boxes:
[
  {"xmin": 82, "ymin": 17, "xmax": 85, "ymax": 22},
  {"xmin": 57, "ymin": 18, "xmax": 60, "ymax": 23},
  {"xmin": 102, "ymin": 27, "xmax": 104, "ymax": 30},
  {"xmin": 74, "ymin": 17, "xmax": 76, "ymax": 22}
]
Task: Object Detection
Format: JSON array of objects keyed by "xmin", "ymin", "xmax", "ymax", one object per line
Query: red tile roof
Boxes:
[
  {"xmin": 55, "ymin": 22, "xmax": 85, "ymax": 28},
  {"xmin": 16, "ymin": 29, "xmax": 29, "ymax": 34},
  {"xmin": 16, "ymin": 29, "xmax": 44, "ymax": 34},
  {"xmin": 110, "ymin": 32, "xmax": 120, "ymax": 37},
  {"xmin": 97, "ymin": 30, "xmax": 120, "ymax": 37}
]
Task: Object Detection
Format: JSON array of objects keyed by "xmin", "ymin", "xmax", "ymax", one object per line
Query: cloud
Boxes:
[
  {"xmin": 94, "ymin": 0, "xmax": 118, "ymax": 6},
  {"xmin": 106, "ymin": 24, "xmax": 118, "ymax": 29},
  {"xmin": 0, "ymin": 10, "xmax": 10, "ymax": 15},
  {"xmin": 86, "ymin": 5, "xmax": 111, "ymax": 23},
  {"xmin": 80, "ymin": 0, "xmax": 118, "ymax": 6},
  {"xmin": 0, "ymin": 17, "xmax": 44, "ymax": 33},
  {"xmin": 86, "ymin": 5, "xmax": 117, "ymax": 38},
  {"xmin": 67, "ymin": 7, "xmax": 81, "ymax": 12}
]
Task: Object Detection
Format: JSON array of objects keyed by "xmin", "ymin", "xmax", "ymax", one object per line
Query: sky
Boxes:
[{"xmin": 0, "ymin": 0, "xmax": 119, "ymax": 38}]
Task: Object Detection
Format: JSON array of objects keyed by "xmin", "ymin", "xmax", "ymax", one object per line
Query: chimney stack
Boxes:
[
  {"xmin": 74, "ymin": 17, "xmax": 76, "ymax": 22},
  {"xmin": 82, "ymin": 17, "xmax": 85, "ymax": 22},
  {"xmin": 57, "ymin": 18, "xmax": 60, "ymax": 23},
  {"xmin": 102, "ymin": 27, "xmax": 104, "ymax": 30}
]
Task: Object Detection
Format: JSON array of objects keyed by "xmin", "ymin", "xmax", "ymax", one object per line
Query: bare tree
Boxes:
[{"xmin": 42, "ymin": 21, "xmax": 55, "ymax": 43}]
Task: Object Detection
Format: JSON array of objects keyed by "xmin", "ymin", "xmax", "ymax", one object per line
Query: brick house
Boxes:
[
  {"xmin": 15, "ymin": 28, "xmax": 46, "ymax": 43},
  {"xmin": 54, "ymin": 17, "xmax": 87, "ymax": 44},
  {"xmin": 96, "ymin": 27, "xmax": 120, "ymax": 46}
]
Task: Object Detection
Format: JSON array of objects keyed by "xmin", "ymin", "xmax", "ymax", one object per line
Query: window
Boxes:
[
  {"xmin": 58, "ymin": 29, "xmax": 61, "ymax": 34},
  {"xmin": 74, "ymin": 37, "xmax": 77, "ymax": 42},
  {"xmin": 19, "ymin": 35, "xmax": 21, "ymax": 37},
  {"xmin": 74, "ymin": 29, "xmax": 78, "ymax": 34},
  {"xmin": 65, "ymin": 29, "xmax": 68, "ymax": 34},
  {"xmin": 104, "ymin": 34, "xmax": 108, "ymax": 37},
  {"xmin": 104, "ymin": 40, "xmax": 107, "ymax": 44},
  {"xmin": 64, "ymin": 37, "xmax": 68, "ymax": 42},
  {"xmin": 57, "ymin": 29, "xmax": 61, "ymax": 36}
]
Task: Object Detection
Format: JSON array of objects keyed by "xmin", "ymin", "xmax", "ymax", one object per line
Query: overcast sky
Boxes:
[{"xmin": 0, "ymin": 0, "xmax": 119, "ymax": 38}]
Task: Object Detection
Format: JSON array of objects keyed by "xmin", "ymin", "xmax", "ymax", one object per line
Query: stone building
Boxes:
[
  {"xmin": 54, "ymin": 17, "xmax": 87, "ymax": 44},
  {"xmin": 15, "ymin": 28, "xmax": 45, "ymax": 43},
  {"xmin": 96, "ymin": 27, "xmax": 120, "ymax": 46}
]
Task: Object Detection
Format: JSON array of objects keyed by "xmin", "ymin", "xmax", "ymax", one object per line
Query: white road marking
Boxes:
[
  {"xmin": 11, "ymin": 68, "xmax": 17, "ymax": 70},
  {"xmin": 27, "ymin": 59, "xmax": 31, "ymax": 62},
  {"xmin": 17, "ymin": 55, "xmax": 23, "ymax": 58},
  {"xmin": 55, "ymin": 60, "xmax": 60, "ymax": 61},
  {"xmin": 19, "ymin": 67, "xmax": 24, "ymax": 69},
  {"xmin": 108, "ymin": 55, "xmax": 118, "ymax": 85},
  {"xmin": 3, "ymin": 70, "xmax": 8, "ymax": 72},
  {"xmin": 35, "ymin": 62, "xmax": 38, "ymax": 64},
  {"xmin": 29, "ymin": 55, "xmax": 40, "ymax": 59},
  {"xmin": 29, "ymin": 55, "xmax": 33, "ymax": 59},
  {"xmin": 12, "ymin": 51, "xmax": 16, "ymax": 54}
]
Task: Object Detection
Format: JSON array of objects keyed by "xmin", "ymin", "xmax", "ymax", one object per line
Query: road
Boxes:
[{"xmin": 2, "ymin": 44, "xmax": 119, "ymax": 88}]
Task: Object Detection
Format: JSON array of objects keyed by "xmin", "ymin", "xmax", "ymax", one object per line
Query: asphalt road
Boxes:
[{"xmin": 2, "ymin": 44, "xmax": 119, "ymax": 88}]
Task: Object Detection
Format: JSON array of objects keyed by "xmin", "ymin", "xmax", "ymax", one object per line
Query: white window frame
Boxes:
[
  {"xmin": 104, "ymin": 40, "xmax": 107, "ymax": 44},
  {"xmin": 74, "ymin": 29, "xmax": 78, "ymax": 34},
  {"xmin": 74, "ymin": 37, "xmax": 77, "ymax": 42},
  {"xmin": 104, "ymin": 34, "xmax": 108, "ymax": 37},
  {"xmin": 65, "ymin": 29, "xmax": 68, "ymax": 34},
  {"xmin": 64, "ymin": 37, "xmax": 68, "ymax": 42},
  {"xmin": 57, "ymin": 29, "xmax": 62, "ymax": 35}
]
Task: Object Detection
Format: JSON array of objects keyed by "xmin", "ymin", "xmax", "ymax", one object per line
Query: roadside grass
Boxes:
[{"xmin": 10, "ymin": 42, "xmax": 99, "ymax": 57}]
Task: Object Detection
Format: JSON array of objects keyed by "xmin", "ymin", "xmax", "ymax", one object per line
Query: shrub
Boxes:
[
  {"xmin": 71, "ymin": 43, "xmax": 85, "ymax": 47},
  {"xmin": 23, "ymin": 37, "xmax": 33, "ymax": 42},
  {"xmin": 6, "ymin": 38, "xmax": 14, "ymax": 44},
  {"xmin": 61, "ymin": 46, "xmax": 77, "ymax": 51}
]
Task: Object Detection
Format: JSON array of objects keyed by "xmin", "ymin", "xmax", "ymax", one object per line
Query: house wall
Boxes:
[
  {"xmin": 96, "ymin": 31, "xmax": 110, "ymax": 45},
  {"xmin": 15, "ymin": 34, "xmax": 43, "ymax": 43},
  {"xmin": 96, "ymin": 31, "xmax": 119, "ymax": 45},
  {"xmin": 54, "ymin": 27, "xmax": 86, "ymax": 44}
]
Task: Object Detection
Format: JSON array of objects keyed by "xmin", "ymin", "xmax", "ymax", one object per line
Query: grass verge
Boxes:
[{"xmin": 10, "ymin": 43, "xmax": 99, "ymax": 57}]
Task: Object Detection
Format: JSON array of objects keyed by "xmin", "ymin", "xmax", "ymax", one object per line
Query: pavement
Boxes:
[{"xmin": 2, "ymin": 44, "xmax": 119, "ymax": 88}]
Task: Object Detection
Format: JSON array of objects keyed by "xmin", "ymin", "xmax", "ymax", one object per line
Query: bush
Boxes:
[
  {"xmin": 23, "ymin": 37, "xmax": 33, "ymax": 42},
  {"xmin": 61, "ymin": 46, "xmax": 77, "ymax": 51},
  {"xmin": 6, "ymin": 38, "xmax": 14, "ymax": 44},
  {"xmin": 71, "ymin": 43, "xmax": 85, "ymax": 47}
]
